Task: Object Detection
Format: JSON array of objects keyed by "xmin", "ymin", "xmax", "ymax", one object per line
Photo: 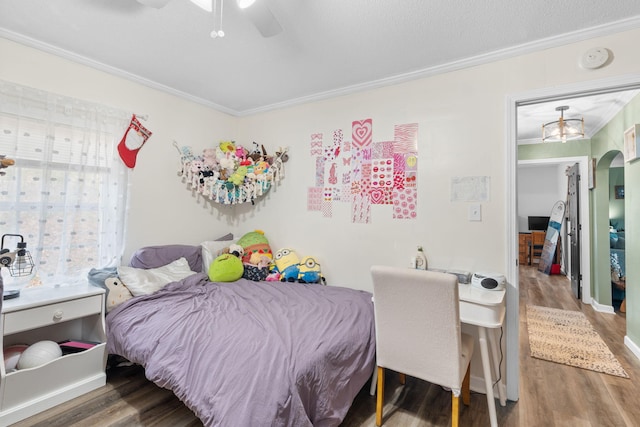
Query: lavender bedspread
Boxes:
[{"xmin": 106, "ymin": 273, "xmax": 376, "ymax": 427}]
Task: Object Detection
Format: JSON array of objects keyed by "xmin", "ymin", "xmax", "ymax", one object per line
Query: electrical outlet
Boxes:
[{"xmin": 469, "ymin": 204, "xmax": 482, "ymax": 221}]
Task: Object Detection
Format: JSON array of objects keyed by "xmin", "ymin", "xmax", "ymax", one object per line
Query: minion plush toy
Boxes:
[
  {"xmin": 297, "ymin": 256, "xmax": 325, "ymax": 284},
  {"xmin": 273, "ymin": 248, "xmax": 300, "ymax": 282}
]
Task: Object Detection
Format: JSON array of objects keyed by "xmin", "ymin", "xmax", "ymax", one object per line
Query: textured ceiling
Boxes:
[{"xmin": 1, "ymin": 0, "xmax": 640, "ymax": 116}]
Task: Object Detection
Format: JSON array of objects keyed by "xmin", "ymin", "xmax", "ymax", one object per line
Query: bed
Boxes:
[{"xmin": 102, "ymin": 244, "xmax": 376, "ymax": 427}]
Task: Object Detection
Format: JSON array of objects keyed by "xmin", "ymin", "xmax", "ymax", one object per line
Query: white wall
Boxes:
[{"xmin": 517, "ymin": 164, "xmax": 567, "ymax": 232}]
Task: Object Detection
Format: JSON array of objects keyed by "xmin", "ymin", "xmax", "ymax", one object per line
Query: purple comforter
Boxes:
[{"xmin": 106, "ymin": 273, "xmax": 376, "ymax": 427}]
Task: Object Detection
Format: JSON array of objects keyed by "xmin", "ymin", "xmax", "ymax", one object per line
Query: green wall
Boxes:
[
  {"xmin": 518, "ymin": 140, "xmax": 591, "ymax": 160},
  {"xmin": 591, "ymin": 93, "xmax": 640, "ymax": 345}
]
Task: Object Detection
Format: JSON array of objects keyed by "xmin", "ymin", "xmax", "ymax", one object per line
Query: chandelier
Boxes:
[{"xmin": 542, "ymin": 106, "xmax": 585, "ymax": 143}]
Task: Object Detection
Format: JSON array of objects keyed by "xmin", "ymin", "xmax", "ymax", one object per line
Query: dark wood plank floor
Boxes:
[{"xmin": 12, "ymin": 266, "xmax": 640, "ymax": 426}]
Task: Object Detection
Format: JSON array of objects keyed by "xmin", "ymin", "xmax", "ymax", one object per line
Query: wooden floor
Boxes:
[{"xmin": 12, "ymin": 266, "xmax": 640, "ymax": 426}]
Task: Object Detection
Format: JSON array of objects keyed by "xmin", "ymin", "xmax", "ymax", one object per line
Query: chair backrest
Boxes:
[{"xmin": 371, "ymin": 265, "xmax": 464, "ymax": 389}]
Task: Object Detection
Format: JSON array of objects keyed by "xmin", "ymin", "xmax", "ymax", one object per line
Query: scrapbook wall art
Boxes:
[{"xmin": 307, "ymin": 119, "xmax": 419, "ymax": 223}]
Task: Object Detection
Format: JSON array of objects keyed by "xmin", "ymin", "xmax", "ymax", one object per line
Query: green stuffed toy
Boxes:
[
  {"xmin": 228, "ymin": 165, "xmax": 248, "ymax": 186},
  {"xmin": 236, "ymin": 230, "xmax": 272, "ymax": 264},
  {"xmin": 208, "ymin": 253, "xmax": 244, "ymax": 282}
]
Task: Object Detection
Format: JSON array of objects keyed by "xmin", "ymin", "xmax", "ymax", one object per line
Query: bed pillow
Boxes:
[
  {"xmin": 118, "ymin": 257, "xmax": 195, "ymax": 297},
  {"xmin": 201, "ymin": 233, "xmax": 235, "ymax": 273},
  {"xmin": 129, "ymin": 244, "xmax": 202, "ymax": 272}
]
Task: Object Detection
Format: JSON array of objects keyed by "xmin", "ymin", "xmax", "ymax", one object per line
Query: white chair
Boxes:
[{"xmin": 371, "ymin": 265, "xmax": 475, "ymax": 427}]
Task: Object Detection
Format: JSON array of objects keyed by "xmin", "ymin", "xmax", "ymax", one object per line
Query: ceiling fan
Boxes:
[{"xmin": 136, "ymin": 0, "xmax": 283, "ymax": 38}]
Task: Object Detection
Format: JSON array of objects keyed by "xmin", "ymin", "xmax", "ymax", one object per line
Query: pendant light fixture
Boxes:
[{"xmin": 542, "ymin": 106, "xmax": 585, "ymax": 143}]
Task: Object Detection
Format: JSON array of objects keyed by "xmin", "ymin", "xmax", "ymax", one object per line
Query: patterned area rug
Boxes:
[{"xmin": 526, "ymin": 305, "xmax": 629, "ymax": 378}]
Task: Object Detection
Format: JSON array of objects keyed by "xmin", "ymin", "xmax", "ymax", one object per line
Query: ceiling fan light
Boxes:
[
  {"xmin": 237, "ymin": 0, "xmax": 256, "ymax": 9},
  {"xmin": 190, "ymin": 0, "xmax": 213, "ymax": 12}
]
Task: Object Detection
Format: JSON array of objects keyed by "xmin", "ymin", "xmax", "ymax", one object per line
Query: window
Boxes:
[{"xmin": 0, "ymin": 81, "xmax": 130, "ymax": 288}]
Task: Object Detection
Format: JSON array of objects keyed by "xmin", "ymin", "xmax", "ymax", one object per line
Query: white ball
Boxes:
[{"xmin": 17, "ymin": 340, "xmax": 62, "ymax": 370}]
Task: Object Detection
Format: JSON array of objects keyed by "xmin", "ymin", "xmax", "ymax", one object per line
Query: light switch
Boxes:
[{"xmin": 469, "ymin": 204, "xmax": 481, "ymax": 221}]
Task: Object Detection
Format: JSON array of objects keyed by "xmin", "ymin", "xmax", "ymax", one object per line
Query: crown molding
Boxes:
[
  {"xmin": 4, "ymin": 14, "xmax": 640, "ymax": 117},
  {"xmin": 0, "ymin": 29, "xmax": 240, "ymax": 116},
  {"xmin": 241, "ymin": 15, "xmax": 640, "ymax": 116}
]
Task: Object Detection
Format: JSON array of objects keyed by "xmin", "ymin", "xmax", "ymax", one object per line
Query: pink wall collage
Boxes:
[{"xmin": 307, "ymin": 119, "xmax": 419, "ymax": 223}]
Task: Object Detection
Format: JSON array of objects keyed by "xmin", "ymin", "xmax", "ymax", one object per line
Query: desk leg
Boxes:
[
  {"xmin": 478, "ymin": 327, "xmax": 498, "ymax": 427},
  {"xmin": 487, "ymin": 327, "xmax": 507, "ymax": 406}
]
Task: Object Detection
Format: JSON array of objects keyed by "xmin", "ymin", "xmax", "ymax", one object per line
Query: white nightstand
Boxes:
[{"xmin": 0, "ymin": 284, "xmax": 107, "ymax": 425}]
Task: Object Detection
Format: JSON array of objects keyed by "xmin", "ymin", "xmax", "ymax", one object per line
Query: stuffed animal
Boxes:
[
  {"xmin": 87, "ymin": 267, "xmax": 133, "ymax": 312},
  {"xmin": 242, "ymin": 253, "xmax": 271, "ymax": 281},
  {"xmin": 218, "ymin": 157, "xmax": 235, "ymax": 180},
  {"xmin": 253, "ymin": 161, "xmax": 269, "ymax": 175},
  {"xmin": 177, "ymin": 146, "xmax": 195, "ymax": 176},
  {"xmin": 250, "ymin": 252, "xmax": 271, "ymax": 268},
  {"xmin": 219, "ymin": 140, "xmax": 236, "ymax": 154},
  {"xmin": 208, "ymin": 253, "xmax": 244, "ymax": 282},
  {"xmin": 235, "ymin": 145, "xmax": 248, "ymax": 159},
  {"xmin": 273, "ymin": 248, "xmax": 300, "ymax": 282},
  {"xmin": 228, "ymin": 165, "xmax": 248, "ymax": 186},
  {"xmin": 105, "ymin": 276, "xmax": 134, "ymax": 311},
  {"xmin": 202, "ymin": 148, "xmax": 218, "ymax": 169},
  {"xmin": 239, "ymin": 157, "xmax": 254, "ymax": 166},
  {"xmin": 297, "ymin": 256, "xmax": 326, "ymax": 284},
  {"xmin": 265, "ymin": 271, "xmax": 281, "ymax": 281},
  {"xmin": 226, "ymin": 244, "xmax": 244, "ymax": 258},
  {"xmin": 248, "ymin": 142, "xmax": 266, "ymax": 162},
  {"xmin": 236, "ymin": 230, "xmax": 273, "ymax": 264},
  {"xmin": 199, "ymin": 169, "xmax": 216, "ymax": 184},
  {"xmin": 188, "ymin": 158, "xmax": 204, "ymax": 188}
]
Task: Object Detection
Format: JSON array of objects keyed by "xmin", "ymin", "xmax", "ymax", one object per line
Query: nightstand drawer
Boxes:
[{"xmin": 3, "ymin": 295, "xmax": 102, "ymax": 335}]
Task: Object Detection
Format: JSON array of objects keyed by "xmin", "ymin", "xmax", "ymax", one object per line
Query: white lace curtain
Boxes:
[{"xmin": 0, "ymin": 80, "xmax": 131, "ymax": 288}]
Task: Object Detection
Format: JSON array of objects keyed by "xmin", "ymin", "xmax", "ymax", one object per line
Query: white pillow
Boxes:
[
  {"xmin": 117, "ymin": 257, "xmax": 195, "ymax": 297},
  {"xmin": 201, "ymin": 239, "xmax": 236, "ymax": 273}
]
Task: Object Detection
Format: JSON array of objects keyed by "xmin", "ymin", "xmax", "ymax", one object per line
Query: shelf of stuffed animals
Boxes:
[{"xmin": 175, "ymin": 141, "xmax": 288, "ymax": 205}]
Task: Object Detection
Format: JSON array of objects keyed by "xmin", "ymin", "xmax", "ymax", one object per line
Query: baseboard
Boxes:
[
  {"xmin": 624, "ymin": 336, "xmax": 640, "ymax": 361},
  {"xmin": 591, "ymin": 300, "xmax": 615, "ymax": 314},
  {"xmin": 470, "ymin": 375, "xmax": 498, "ymax": 396}
]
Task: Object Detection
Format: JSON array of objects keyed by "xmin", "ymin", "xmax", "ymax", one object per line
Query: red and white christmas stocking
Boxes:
[{"xmin": 118, "ymin": 115, "xmax": 152, "ymax": 169}]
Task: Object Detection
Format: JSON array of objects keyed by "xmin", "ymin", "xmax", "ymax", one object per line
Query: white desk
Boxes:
[
  {"xmin": 458, "ymin": 283, "xmax": 506, "ymax": 427},
  {"xmin": 369, "ymin": 283, "xmax": 506, "ymax": 427}
]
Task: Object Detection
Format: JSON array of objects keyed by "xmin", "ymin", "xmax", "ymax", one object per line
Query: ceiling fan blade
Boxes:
[
  {"xmin": 245, "ymin": 2, "xmax": 282, "ymax": 38},
  {"xmin": 136, "ymin": 0, "xmax": 172, "ymax": 8}
]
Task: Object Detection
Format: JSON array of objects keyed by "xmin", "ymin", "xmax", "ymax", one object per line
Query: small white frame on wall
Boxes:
[{"xmin": 623, "ymin": 124, "xmax": 640, "ymax": 163}]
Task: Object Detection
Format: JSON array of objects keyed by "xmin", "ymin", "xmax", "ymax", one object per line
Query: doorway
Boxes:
[
  {"xmin": 516, "ymin": 157, "xmax": 591, "ymax": 304},
  {"xmin": 505, "ymin": 74, "xmax": 640, "ymax": 403},
  {"xmin": 608, "ymin": 152, "xmax": 626, "ymax": 314}
]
